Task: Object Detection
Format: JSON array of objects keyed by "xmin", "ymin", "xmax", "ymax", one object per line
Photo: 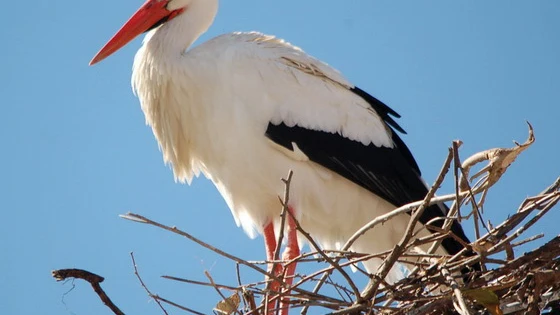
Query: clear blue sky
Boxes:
[{"xmin": 1, "ymin": 1, "xmax": 558, "ymax": 314}]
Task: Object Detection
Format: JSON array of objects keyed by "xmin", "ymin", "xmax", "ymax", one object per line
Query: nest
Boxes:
[{"xmin": 53, "ymin": 123, "xmax": 559, "ymax": 315}]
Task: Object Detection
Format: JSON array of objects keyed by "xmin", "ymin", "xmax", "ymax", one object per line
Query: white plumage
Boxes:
[
  {"xmin": 133, "ymin": 28, "xmax": 418, "ymax": 280},
  {"xmin": 91, "ymin": 0, "xmax": 473, "ymax": 312}
]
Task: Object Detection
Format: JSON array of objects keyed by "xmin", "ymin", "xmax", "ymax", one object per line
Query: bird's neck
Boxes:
[
  {"xmin": 143, "ymin": 0, "xmax": 218, "ymax": 60},
  {"xmin": 131, "ymin": 0, "xmax": 219, "ymax": 184}
]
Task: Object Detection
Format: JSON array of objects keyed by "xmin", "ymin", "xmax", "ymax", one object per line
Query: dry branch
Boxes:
[
  {"xmin": 51, "ymin": 268, "xmax": 125, "ymax": 315},
  {"xmin": 130, "ymin": 252, "xmax": 172, "ymax": 315}
]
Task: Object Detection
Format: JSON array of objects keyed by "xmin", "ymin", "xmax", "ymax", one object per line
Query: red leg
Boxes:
[
  {"xmin": 263, "ymin": 221, "xmax": 280, "ymax": 314},
  {"xmin": 278, "ymin": 207, "xmax": 300, "ymax": 315},
  {"xmin": 263, "ymin": 207, "xmax": 300, "ymax": 315}
]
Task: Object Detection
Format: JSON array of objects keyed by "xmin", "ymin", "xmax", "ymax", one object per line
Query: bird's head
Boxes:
[{"xmin": 90, "ymin": 0, "xmax": 193, "ymax": 65}]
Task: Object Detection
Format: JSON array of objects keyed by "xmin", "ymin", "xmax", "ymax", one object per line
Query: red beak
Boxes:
[{"xmin": 90, "ymin": 0, "xmax": 175, "ymax": 65}]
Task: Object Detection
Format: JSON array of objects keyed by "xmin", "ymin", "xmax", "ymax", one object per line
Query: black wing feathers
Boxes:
[
  {"xmin": 351, "ymin": 87, "xmax": 404, "ymax": 133},
  {"xmin": 265, "ymin": 86, "xmax": 473, "ymax": 256},
  {"xmin": 265, "ymin": 123, "xmax": 423, "ymax": 210},
  {"xmin": 351, "ymin": 87, "xmax": 421, "ymax": 175}
]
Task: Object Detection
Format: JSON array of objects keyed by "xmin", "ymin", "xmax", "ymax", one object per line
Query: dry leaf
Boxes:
[{"xmin": 214, "ymin": 292, "xmax": 240, "ymax": 315}]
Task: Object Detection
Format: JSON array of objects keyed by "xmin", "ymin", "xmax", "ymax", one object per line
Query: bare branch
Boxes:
[
  {"xmin": 52, "ymin": 268, "xmax": 125, "ymax": 315},
  {"xmin": 360, "ymin": 146, "xmax": 454, "ymax": 301},
  {"xmin": 130, "ymin": 252, "xmax": 170, "ymax": 315}
]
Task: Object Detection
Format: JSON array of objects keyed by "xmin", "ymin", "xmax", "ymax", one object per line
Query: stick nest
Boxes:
[{"xmin": 54, "ymin": 123, "xmax": 560, "ymax": 315}]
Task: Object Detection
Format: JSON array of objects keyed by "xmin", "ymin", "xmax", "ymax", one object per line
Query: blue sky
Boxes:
[{"xmin": 2, "ymin": 1, "xmax": 559, "ymax": 314}]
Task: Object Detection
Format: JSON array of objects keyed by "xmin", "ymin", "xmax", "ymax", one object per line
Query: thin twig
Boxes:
[
  {"xmin": 284, "ymin": 196, "xmax": 362, "ymax": 299},
  {"xmin": 121, "ymin": 213, "xmax": 282, "ymax": 285},
  {"xmin": 303, "ymin": 149, "xmax": 457, "ymax": 314},
  {"xmin": 341, "ymin": 190, "xmax": 473, "ymax": 252},
  {"xmin": 130, "ymin": 252, "xmax": 169, "ymax": 315},
  {"xmin": 441, "ymin": 267, "xmax": 470, "ymax": 315},
  {"xmin": 272, "ymin": 170, "xmax": 294, "ymax": 270},
  {"xmin": 451, "ymin": 194, "xmax": 559, "ymax": 272},
  {"xmin": 236, "ymin": 263, "xmax": 243, "ymax": 287},
  {"xmin": 163, "ymin": 275, "xmax": 243, "ymax": 291},
  {"xmin": 360, "ymin": 146, "xmax": 453, "ymax": 302},
  {"xmin": 205, "ymin": 271, "xmax": 242, "ymax": 315},
  {"xmin": 510, "ymin": 233, "xmax": 545, "ymax": 248},
  {"xmin": 453, "ymin": 140, "xmax": 464, "ymax": 220},
  {"xmin": 155, "ymin": 295, "xmax": 206, "ymax": 315},
  {"xmin": 122, "ymin": 213, "xmax": 344, "ymax": 305}
]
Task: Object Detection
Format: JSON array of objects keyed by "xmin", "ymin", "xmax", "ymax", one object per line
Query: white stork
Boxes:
[{"xmin": 90, "ymin": 0, "xmax": 474, "ymax": 313}]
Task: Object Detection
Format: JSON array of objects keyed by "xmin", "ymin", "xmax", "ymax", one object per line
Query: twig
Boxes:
[
  {"xmin": 325, "ymin": 303, "xmax": 370, "ymax": 315},
  {"xmin": 121, "ymin": 213, "xmax": 281, "ymax": 285},
  {"xmin": 420, "ymin": 129, "xmax": 537, "ymax": 268},
  {"xmin": 275, "ymin": 170, "xmax": 354, "ymax": 314},
  {"xmin": 441, "ymin": 267, "xmax": 470, "ymax": 315},
  {"xmin": 205, "ymin": 271, "xmax": 243, "ymax": 315},
  {"xmin": 155, "ymin": 295, "xmax": 207, "ymax": 315},
  {"xmin": 243, "ymin": 289, "xmax": 259, "ymax": 315},
  {"xmin": 266, "ymin": 170, "xmax": 294, "ymax": 315},
  {"xmin": 360, "ymin": 146, "xmax": 453, "ymax": 302},
  {"xmin": 453, "ymin": 194, "xmax": 559, "ymax": 272},
  {"xmin": 52, "ymin": 268, "xmax": 125, "ymax": 315},
  {"xmin": 541, "ymin": 176, "xmax": 560, "ymax": 194},
  {"xmin": 303, "ymin": 149, "xmax": 456, "ymax": 313},
  {"xmin": 502, "ymin": 288, "xmax": 560, "ymax": 314},
  {"xmin": 453, "ymin": 140, "xmax": 464, "ymax": 220},
  {"xmin": 510, "ymin": 233, "xmax": 544, "ymax": 248},
  {"xmin": 272, "ymin": 170, "xmax": 294, "ymax": 271},
  {"xmin": 327, "ymin": 274, "xmax": 353, "ymax": 303},
  {"xmin": 284, "ymin": 208, "xmax": 362, "ymax": 300},
  {"xmin": 236, "ymin": 263, "xmax": 243, "ymax": 287},
  {"xmin": 461, "ymin": 122, "xmax": 535, "ymax": 195},
  {"xmin": 130, "ymin": 252, "xmax": 169, "ymax": 315},
  {"xmin": 162, "ymin": 275, "xmax": 242, "ymax": 291},
  {"xmin": 122, "ymin": 213, "xmax": 343, "ymax": 308}
]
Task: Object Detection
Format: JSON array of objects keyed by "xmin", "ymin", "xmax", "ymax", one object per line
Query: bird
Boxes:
[{"xmin": 90, "ymin": 0, "xmax": 476, "ymax": 314}]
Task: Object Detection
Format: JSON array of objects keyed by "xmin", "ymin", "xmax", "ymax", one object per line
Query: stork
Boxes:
[{"xmin": 90, "ymin": 0, "xmax": 475, "ymax": 314}]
